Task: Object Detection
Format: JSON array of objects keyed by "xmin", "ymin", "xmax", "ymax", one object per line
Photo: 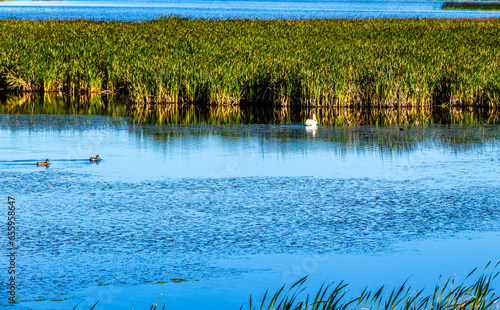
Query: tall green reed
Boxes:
[{"xmin": 1, "ymin": 17, "xmax": 499, "ymax": 107}]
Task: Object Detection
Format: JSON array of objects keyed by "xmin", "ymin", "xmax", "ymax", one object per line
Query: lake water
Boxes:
[
  {"xmin": 1, "ymin": 0, "xmax": 500, "ymax": 20},
  {"xmin": 1, "ymin": 0, "xmax": 500, "ymax": 306},
  {"xmin": 1, "ymin": 112, "xmax": 499, "ymax": 309}
]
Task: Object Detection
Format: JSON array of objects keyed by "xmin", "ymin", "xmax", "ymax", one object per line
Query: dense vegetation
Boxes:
[
  {"xmin": 442, "ymin": 2, "xmax": 500, "ymax": 11},
  {"xmin": 1, "ymin": 17, "xmax": 500, "ymax": 107}
]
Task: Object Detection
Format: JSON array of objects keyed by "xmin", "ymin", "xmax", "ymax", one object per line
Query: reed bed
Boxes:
[
  {"xmin": 442, "ymin": 2, "xmax": 500, "ymax": 11},
  {"xmin": 247, "ymin": 265, "xmax": 500, "ymax": 310},
  {"xmin": 0, "ymin": 17, "xmax": 499, "ymax": 107}
]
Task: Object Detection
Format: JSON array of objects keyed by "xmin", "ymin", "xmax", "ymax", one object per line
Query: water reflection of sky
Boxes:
[
  {"xmin": 1, "ymin": 0, "xmax": 500, "ymax": 20},
  {"xmin": 1, "ymin": 114, "xmax": 500, "ymax": 309}
]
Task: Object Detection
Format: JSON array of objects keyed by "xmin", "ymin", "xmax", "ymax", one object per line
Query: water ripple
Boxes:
[{"xmin": 2, "ymin": 172, "xmax": 499, "ymax": 301}]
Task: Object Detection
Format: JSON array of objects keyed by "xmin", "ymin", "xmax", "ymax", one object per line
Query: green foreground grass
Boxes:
[
  {"xmin": 246, "ymin": 268, "xmax": 500, "ymax": 310},
  {"xmin": 1, "ymin": 17, "xmax": 500, "ymax": 107},
  {"xmin": 442, "ymin": 2, "xmax": 500, "ymax": 11}
]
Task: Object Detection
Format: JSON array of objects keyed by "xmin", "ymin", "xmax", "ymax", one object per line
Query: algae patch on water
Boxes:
[{"xmin": 170, "ymin": 278, "xmax": 188, "ymax": 283}]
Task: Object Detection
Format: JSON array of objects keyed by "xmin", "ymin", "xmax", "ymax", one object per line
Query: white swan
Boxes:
[{"xmin": 305, "ymin": 113, "xmax": 318, "ymax": 127}]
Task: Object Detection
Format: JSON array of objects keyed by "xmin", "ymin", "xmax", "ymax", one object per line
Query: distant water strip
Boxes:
[{"xmin": 1, "ymin": 0, "xmax": 500, "ymax": 20}]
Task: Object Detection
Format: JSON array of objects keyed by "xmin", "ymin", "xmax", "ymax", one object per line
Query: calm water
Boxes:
[
  {"xmin": 0, "ymin": 113, "xmax": 499, "ymax": 309},
  {"xmin": 1, "ymin": 0, "xmax": 500, "ymax": 306},
  {"xmin": 1, "ymin": 0, "xmax": 500, "ymax": 20}
]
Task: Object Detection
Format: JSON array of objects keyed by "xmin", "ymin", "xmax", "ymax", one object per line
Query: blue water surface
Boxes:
[
  {"xmin": 0, "ymin": 114, "xmax": 499, "ymax": 309},
  {"xmin": 1, "ymin": 0, "xmax": 500, "ymax": 20}
]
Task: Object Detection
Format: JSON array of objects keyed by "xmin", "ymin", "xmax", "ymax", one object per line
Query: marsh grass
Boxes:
[
  {"xmin": 248, "ymin": 264, "xmax": 500, "ymax": 310},
  {"xmin": 442, "ymin": 2, "xmax": 500, "ymax": 11},
  {"xmin": 149, "ymin": 295, "xmax": 165, "ymax": 310},
  {"xmin": 1, "ymin": 17, "xmax": 500, "ymax": 107}
]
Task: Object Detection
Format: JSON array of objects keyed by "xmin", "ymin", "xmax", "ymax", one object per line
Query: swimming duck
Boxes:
[
  {"xmin": 37, "ymin": 159, "xmax": 50, "ymax": 166},
  {"xmin": 305, "ymin": 114, "xmax": 318, "ymax": 127},
  {"xmin": 90, "ymin": 155, "xmax": 100, "ymax": 162}
]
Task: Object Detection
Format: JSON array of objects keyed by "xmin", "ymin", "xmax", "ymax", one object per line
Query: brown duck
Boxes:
[
  {"xmin": 90, "ymin": 155, "xmax": 100, "ymax": 162},
  {"xmin": 37, "ymin": 159, "xmax": 50, "ymax": 166}
]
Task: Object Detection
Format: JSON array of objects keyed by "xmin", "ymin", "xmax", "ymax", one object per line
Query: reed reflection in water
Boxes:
[
  {"xmin": 0, "ymin": 93, "xmax": 499, "ymax": 126},
  {"xmin": 1, "ymin": 113, "xmax": 498, "ymax": 172}
]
